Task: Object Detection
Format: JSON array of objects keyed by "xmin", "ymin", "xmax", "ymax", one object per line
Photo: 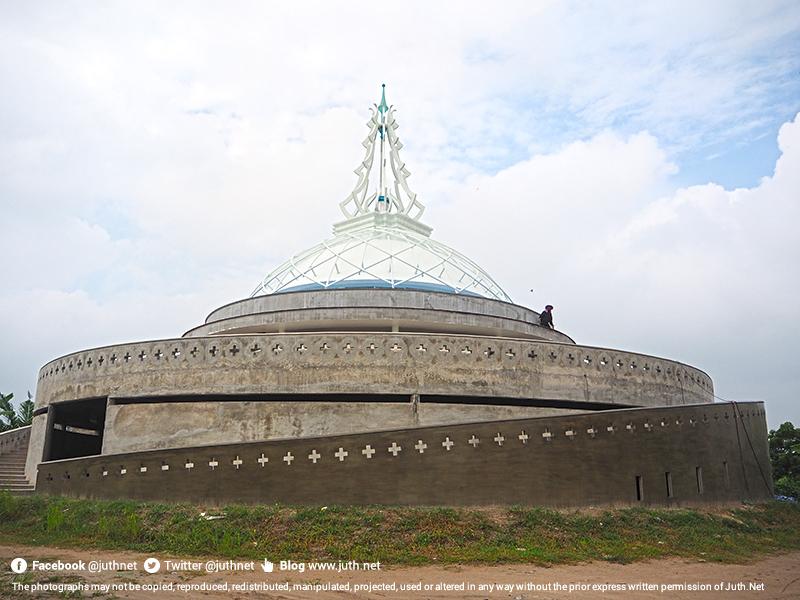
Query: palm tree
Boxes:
[
  {"xmin": 0, "ymin": 392, "xmax": 33, "ymax": 431},
  {"xmin": 0, "ymin": 391, "xmax": 18, "ymax": 432}
]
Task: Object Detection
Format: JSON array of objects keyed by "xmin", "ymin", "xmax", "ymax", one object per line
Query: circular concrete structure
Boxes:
[{"xmin": 24, "ymin": 91, "xmax": 773, "ymax": 508}]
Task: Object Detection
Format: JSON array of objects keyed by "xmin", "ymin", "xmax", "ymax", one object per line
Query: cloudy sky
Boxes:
[{"xmin": 2, "ymin": 1, "xmax": 799, "ymax": 429}]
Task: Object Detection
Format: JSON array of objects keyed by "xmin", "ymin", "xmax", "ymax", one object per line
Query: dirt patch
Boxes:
[{"xmin": 2, "ymin": 545, "xmax": 799, "ymax": 600}]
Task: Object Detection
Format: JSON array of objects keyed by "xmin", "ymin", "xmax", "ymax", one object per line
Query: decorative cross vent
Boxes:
[
  {"xmin": 441, "ymin": 437, "xmax": 454, "ymax": 451},
  {"xmin": 468, "ymin": 435, "xmax": 480, "ymax": 448},
  {"xmin": 362, "ymin": 445, "xmax": 376, "ymax": 458},
  {"xmin": 494, "ymin": 433, "xmax": 505, "ymax": 446},
  {"xmin": 232, "ymin": 456, "xmax": 243, "ymax": 469},
  {"xmin": 208, "ymin": 458, "xmax": 219, "ymax": 470},
  {"xmin": 335, "ymin": 447, "xmax": 349, "ymax": 462},
  {"xmin": 415, "ymin": 440, "xmax": 427, "ymax": 453},
  {"xmin": 185, "ymin": 460, "xmax": 194, "ymax": 471},
  {"xmin": 542, "ymin": 429, "xmax": 553, "ymax": 441},
  {"xmin": 388, "ymin": 442, "xmax": 402, "ymax": 456},
  {"xmin": 257, "ymin": 454, "xmax": 269, "ymax": 467},
  {"xmin": 308, "ymin": 450, "xmax": 321, "ymax": 464},
  {"xmin": 586, "ymin": 427, "xmax": 597, "ymax": 438},
  {"xmin": 283, "ymin": 452, "xmax": 294, "ymax": 465},
  {"xmin": 518, "ymin": 431, "xmax": 529, "ymax": 444}
]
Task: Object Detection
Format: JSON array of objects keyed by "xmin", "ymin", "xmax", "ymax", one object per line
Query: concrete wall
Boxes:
[
  {"xmin": 186, "ymin": 289, "xmax": 574, "ymax": 343},
  {"xmin": 34, "ymin": 333, "xmax": 713, "ymax": 408},
  {"xmin": 36, "ymin": 403, "xmax": 772, "ymax": 509},
  {"xmin": 0, "ymin": 426, "xmax": 30, "ymax": 457},
  {"xmin": 101, "ymin": 400, "xmax": 585, "ymax": 454},
  {"xmin": 28, "ymin": 332, "xmax": 714, "ymax": 481}
]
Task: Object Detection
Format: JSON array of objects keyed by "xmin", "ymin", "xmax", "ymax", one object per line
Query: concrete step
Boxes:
[{"xmin": 0, "ymin": 482, "xmax": 34, "ymax": 491}]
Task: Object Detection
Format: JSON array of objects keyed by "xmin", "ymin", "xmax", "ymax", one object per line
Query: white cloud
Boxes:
[
  {"xmin": 1, "ymin": 1, "xmax": 799, "ymax": 428},
  {"xmin": 434, "ymin": 113, "xmax": 800, "ymax": 427}
]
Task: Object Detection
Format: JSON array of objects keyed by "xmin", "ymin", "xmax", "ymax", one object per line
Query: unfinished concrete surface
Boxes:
[{"xmin": 37, "ymin": 403, "xmax": 773, "ymax": 508}]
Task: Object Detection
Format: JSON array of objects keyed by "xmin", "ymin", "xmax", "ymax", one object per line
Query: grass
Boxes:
[{"xmin": 1, "ymin": 492, "xmax": 799, "ymax": 567}]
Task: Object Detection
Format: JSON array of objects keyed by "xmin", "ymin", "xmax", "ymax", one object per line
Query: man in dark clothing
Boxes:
[{"xmin": 539, "ymin": 305, "xmax": 554, "ymax": 329}]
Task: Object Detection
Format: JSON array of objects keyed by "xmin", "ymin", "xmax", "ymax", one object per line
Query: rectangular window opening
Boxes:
[
  {"xmin": 635, "ymin": 475, "xmax": 644, "ymax": 502},
  {"xmin": 665, "ymin": 471, "xmax": 673, "ymax": 498},
  {"xmin": 695, "ymin": 466, "xmax": 704, "ymax": 494}
]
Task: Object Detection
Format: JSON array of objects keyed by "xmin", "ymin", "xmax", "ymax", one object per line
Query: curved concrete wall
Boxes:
[
  {"xmin": 28, "ymin": 332, "xmax": 714, "ymax": 482},
  {"xmin": 35, "ymin": 403, "xmax": 772, "ymax": 509},
  {"xmin": 186, "ymin": 289, "xmax": 574, "ymax": 343},
  {"xmin": 34, "ymin": 333, "xmax": 713, "ymax": 407}
]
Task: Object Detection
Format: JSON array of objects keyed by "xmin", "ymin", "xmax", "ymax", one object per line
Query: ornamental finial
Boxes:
[
  {"xmin": 378, "ymin": 84, "xmax": 388, "ymax": 114},
  {"xmin": 339, "ymin": 87, "xmax": 425, "ymax": 221}
]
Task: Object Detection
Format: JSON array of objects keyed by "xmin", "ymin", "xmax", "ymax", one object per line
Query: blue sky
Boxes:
[{"xmin": 1, "ymin": 0, "xmax": 799, "ymax": 429}]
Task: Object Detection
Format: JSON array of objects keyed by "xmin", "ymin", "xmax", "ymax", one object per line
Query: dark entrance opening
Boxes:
[{"xmin": 44, "ymin": 398, "xmax": 107, "ymax": 461}]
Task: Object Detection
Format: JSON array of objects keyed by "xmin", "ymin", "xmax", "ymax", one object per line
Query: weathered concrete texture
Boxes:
[
  {"xmin": 36, "ymin": 402, "xmax": 772, "ymax": 509},
  {"xmin": 102, "ymin": 400, "xmax": 585, "ymax": 455},
  {"xmin": 25, "ymin": 416, "xmax": 47, "ymax": 482},
  {"xmin": 0, "ymin": 426, "xmax": 30, "ymax": 457},
  {"xmin": 34, "ymin": 334, "xmax": 713, "ymax": 410},
  {"xmin": 28, "ymin": 332, "xmax": 714, "ymax": 482},
  {"xmin": 185, "ymin": 289, "xmax": 575, "ymax": 343}
]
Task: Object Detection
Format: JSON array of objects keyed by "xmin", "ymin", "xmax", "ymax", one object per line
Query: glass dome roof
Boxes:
[
  {"xmin": 250, "ymin": 213, "xmax": 512, "ymax": 302},
  {"xmin": 251, "ymin": 87, "xmax": 512, "ymax": 304}
]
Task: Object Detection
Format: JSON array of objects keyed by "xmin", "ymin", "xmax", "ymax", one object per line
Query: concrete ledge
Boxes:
[
  {"xmin": 186, "ymin": 289, "xmax": 574, "ymax": 343},
  {"xmin": 35, "ymin": 333, "xmax": 714, "ymax": 410}
]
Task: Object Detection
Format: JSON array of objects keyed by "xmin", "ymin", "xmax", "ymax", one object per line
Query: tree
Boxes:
[
  {"xmin": 0, "ymin": 391, "xmax": 34, "ymax": 431},
  {"xmin": 769, "ymin": 422, "xmax": 800, "ymax": 499},
  {"xmin": 17, "ymin": 392, "xmax": 34, "ymax": 427},
  {"xmin": 0, "ymin": 391, "xmax": 18, "ymax": 432}
]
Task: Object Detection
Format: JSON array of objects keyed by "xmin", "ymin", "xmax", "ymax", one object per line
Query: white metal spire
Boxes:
[{"xmin": 339, "ymin": 85, "xmax": 425, "ymax": 221}]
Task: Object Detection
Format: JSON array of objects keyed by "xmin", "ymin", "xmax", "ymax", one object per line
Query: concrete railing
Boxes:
[
  {"xmin": 0, "ymin": 425, "xmax": 31, "ymax": 457},
  {"xmin": 34, "ymin": 333, "xmax": 714, "ymax": 410}
]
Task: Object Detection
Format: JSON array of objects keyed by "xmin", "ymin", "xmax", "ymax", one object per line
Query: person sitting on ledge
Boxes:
[{"xmin": 539, "ymin": 305, "xmax": 554, "ymax": 329}]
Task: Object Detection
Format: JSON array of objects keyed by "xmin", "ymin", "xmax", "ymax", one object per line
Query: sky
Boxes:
[{"xmin": 1, "ymin": 1, "xmax": 799, "ymax": 429}]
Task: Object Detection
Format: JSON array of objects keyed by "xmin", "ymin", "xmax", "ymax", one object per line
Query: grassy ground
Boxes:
[{"xmin": 1, "ymin": 492, "xmax": 799, "ymax": 566}]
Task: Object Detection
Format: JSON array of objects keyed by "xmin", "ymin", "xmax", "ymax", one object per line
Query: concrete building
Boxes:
[{"xmin": 23, "ymin": 89, "xmax": 773, "ymax": 507}]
